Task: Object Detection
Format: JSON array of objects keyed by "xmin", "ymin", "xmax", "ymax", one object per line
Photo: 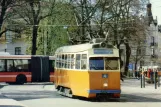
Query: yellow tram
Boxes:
[{"xmin": 54, "ymin": 39, "xmax": 121, "ymax": 99}]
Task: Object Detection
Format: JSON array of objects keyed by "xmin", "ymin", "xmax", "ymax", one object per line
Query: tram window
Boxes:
[
  {"xmin": 59, "ymin": 55, "xmax": 62, "ymax": 68},
  {"xmin": 71, "ymin": 54, "xmax": 74, "ymax": 69},
  {"xmin": 14, "ymin": 59, "xmax": 29, "ymax": 72},
  {"xmin": 105, "ymin": 57, "xmax": 119, "ymax": 70},
  {"xmin": 89, "ymin": 57, "xmax": 104, "ymax": 70},
  {"xmin": 56, "ymin": 55, "xmax": 59, "ymax": 68},
  {"xmin": 28, "ymin": 59, "xmax": 31, "ymax": 71},
  {"xmin": 76, "ymin": 54, "xmax": 80, "ymax": 69},
  {"xmin": 62, "ymin": 54, "xmax": 65, "ymax": 68},
  {"xmin": 0, "ymin": 60, "xmax": 5, "ymax": 72},
  {"xmin": 67, "ymin": 54, "xmax": 70, "ymax": 69},
  {"xmin": 65, "ymin": 54, "xmax": 67, "ymax": 68},
  {"xmin": 81, "ymin": 54, "xmax": 87, "ymax": 70}
]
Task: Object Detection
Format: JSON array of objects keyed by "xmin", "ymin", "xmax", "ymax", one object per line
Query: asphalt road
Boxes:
[{"xmin": 0, "ymin": 79, "xmax": 161, "ymax": 107}]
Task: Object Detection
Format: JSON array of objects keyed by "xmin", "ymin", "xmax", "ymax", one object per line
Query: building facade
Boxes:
[{"xmin": 0, "ymin": 31, "xmax": 28, "ymax": 55}]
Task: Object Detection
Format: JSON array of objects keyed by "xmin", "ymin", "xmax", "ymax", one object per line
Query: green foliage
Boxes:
[{"xmin": 27, "ymin": 1, "xmax": 76, "ymax": 55}]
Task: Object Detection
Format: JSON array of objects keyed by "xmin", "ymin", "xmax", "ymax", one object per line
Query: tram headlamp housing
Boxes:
[{"xmin": 100, "ymin": 42, "xmax": 106, "ymax": 48}]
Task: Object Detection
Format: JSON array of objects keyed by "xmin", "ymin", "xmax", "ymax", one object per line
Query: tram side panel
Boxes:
[
  {"xmin": 54, "ymin": 69, "xmax": 121, "ymax": 98},
  {"xmin": 54, "ymin": 69, "xmax": 90, "ymax": 97},
  {"xmin": 68, "ymin": 70, "xmax": 90, "ymax": 97}
]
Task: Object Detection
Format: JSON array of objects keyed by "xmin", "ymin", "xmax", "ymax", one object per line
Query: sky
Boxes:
[{"xmin": 150, "ymin": 0, "xmax": 161, "ymax": 25}]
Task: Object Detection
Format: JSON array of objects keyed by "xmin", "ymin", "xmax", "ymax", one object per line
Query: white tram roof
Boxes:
[
  {"xmin": 55, "ymin": 43, "xmax": 117, "ymax": 54},
  {"xmin": 55, "ymin": 43, "xmax": 94, "ymax": 54}
]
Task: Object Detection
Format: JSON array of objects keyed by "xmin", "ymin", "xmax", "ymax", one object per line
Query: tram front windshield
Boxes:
[{"xmin": 89, "ymin": 57, "xmax": 119, "ymax": 70}]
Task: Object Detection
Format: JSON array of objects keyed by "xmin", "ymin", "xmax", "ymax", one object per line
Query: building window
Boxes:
[
  {"xmin": 138, "ymin": 48, "xmax": 142, "ymax": 55},
  {"xmin": 151, "ymin": 48, "xmax": 156, "ymax": 56},
  {"xmin": 151, "ymin": 36, "xmax": 154, "ymax": 43},
  {"xmin": 15, "ymin": 47, "xmax": 21, "ymax": 55}
]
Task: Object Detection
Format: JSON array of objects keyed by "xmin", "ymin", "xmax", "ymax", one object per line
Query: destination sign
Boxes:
[{"xmin": 94, "ymin": 49, "xmax": 113, "ymax": 54}]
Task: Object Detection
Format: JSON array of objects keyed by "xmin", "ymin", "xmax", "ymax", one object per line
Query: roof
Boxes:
[
  {"xmin": 55, "ymin": 43, "xmax": 118, "ymax": 54},
  {"xmin": 0, "ymin": 52, "xmax": 10, "ymax": 55},
  {"xmin": 0, "ymin": 55, "xmax": 31, "ymax": 59},
  {"xmin": 0, "ymin": 55, "xmax": 55, "ymax": 59},
  {"xmin": 55, "ymin": 43, "xmax": 93, "ymax": 54}
]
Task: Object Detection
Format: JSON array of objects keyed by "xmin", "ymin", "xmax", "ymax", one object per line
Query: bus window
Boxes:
[
  {"xmin": 28, "ymin": 59, "xmax": 31, "ymax": 71},
  {"xmin": 0, "ymin": 60, "xmax": 5, "ymax": 72},
  {"xmin": 81, "ymin": 54, "xmax": 87, "ymax": 70},
  {"xmin": 49, "ymin": 60, "xmax": 55, "ymax": 72},
  {"xmin": 89, "ymin": 57, "xmax": 104, "ymax": 70},
  {"xmin": 105, "ymin": 57, "xmax": 119, "ymax": 70},
  {"xmin": 76, "ymin": 54, "xmax": 80, "ymax": 69},
  {"xmin": 14, "ymin": 59, "xmax": 29, "ymax": 72},
  {"xmin": 7, "ymin": 60, "xmax": 14, "ymax": 72}
]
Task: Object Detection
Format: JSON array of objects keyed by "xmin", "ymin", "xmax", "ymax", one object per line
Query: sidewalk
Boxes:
[{"xmin": 0, "ymin": 93, "xmax": 26, "ymax": 107}]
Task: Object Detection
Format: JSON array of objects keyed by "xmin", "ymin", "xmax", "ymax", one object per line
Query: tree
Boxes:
[
  {"xmin": 0, "ymin": 0, "xmax": 21, "ymax": 37},
  {"xmin": 67, "ymin": 0, "xmax": 101, "ymax": 44},
  {"xmin": 25, "ymin": 1, "xmax": 77, "ymax": 55},
  {"xmin": 12, "ymin": 0, "xmax": 56, "ymax": 55},
  {"xmin": 90, "ymin": 0, "xmax": 148, "ymax": 75},
  {"xmin": 32, "ymin": 1, "xmax": 76, "ymax": 55}
]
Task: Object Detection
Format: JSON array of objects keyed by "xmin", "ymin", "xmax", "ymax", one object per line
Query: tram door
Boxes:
[{"xmin": 31, "ymin": 56, "xmax": 50, "ymax": 82}]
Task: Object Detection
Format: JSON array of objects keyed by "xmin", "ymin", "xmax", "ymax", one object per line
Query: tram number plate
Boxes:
[
  {"xmin": 102, "ymin": 74, "xmax": 108, "ymax": 78},
  {"xmin": 94, "ymin": 49, "xmax": 113, "ymax": 54}
]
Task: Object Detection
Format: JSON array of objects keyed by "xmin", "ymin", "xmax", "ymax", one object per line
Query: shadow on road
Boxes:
[
  {"xmin": 0, "ymin": 84, "xmax": 7, "ymax": 89},
  {"xmin": 2, "ymin": 91, "xmax": 161, "ymax": 102},
  {"xmin": 72, "ymin": 93, "xmax": 161, "ymax": 102},
  {"xmin": 121, "ymin": 93, "xmax": 161, "ymax": 102}
]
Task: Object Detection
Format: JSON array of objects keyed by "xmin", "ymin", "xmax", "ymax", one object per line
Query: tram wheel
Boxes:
[
  {"xmin": 57, "ymin": 86, "xmax": 73, "ymax": 98},
  {"xmin": 64, "ymin": 88, "xmax": 73, "ymax": 98},
  {"xmin": 16, "ymin": 74, "xmax": 27, "ymax": 85}
]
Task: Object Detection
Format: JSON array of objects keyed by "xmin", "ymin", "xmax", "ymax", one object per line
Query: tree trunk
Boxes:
[
  {"xmin": 124, "ymin": 42, "xmax": 131, "ymax": 75},
  {"xmin": 134, "ymin": 47, "xmax": 139, "ymax": 72},
  {"xmin": 0, "ymin": 0, "xmax": 7, "ymax": 37},
  {"xmin": 134, "ymin": 61, "xmax": 137, "ymax": 72},
  {"xmin": 31, "ymin": 26, "xmax": 38, "ymax": 55}
]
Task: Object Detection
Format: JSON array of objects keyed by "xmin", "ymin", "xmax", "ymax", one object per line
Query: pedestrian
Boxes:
[{"xmin": 150, "ymin": 69, "xmax": 154, "ymax": 83}]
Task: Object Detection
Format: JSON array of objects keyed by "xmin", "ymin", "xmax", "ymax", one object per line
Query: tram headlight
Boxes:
[
  {"xmin": 100, "ymin": 42, "xmax": 106, "ymax": 48},
  {"xmin": 103, "ymin": 83, "xmax": 108, "ymax": 87}
]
